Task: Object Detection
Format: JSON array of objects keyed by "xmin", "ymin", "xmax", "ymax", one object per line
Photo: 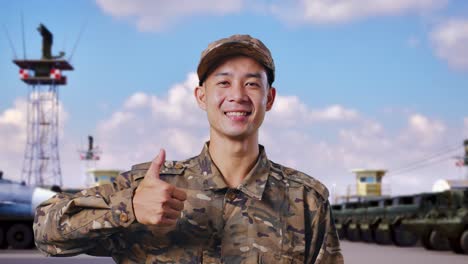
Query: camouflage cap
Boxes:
[{"xmin": 197, "ymin": 34, "xmax": 275, "ymax": 86}]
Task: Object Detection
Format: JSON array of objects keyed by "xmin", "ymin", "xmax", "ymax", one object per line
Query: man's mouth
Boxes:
[{"xmin": 224, "ymin": 111, "xmax": 252, "ymax": 117}]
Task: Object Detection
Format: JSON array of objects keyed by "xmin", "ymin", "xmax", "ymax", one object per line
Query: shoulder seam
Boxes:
[
  {"xmin": 130, "ymin": 160, "xmax": 187, "ymax": 181},
  {"xmin": 270, "ymin": 161, "xmax": 330, "ymax": 200}
]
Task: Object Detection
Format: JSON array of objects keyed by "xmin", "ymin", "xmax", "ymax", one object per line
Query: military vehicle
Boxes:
[
  {"xmin": 0, "ymin": 171, "xmax": 56, "ymax": 249},
  {"xmin": 333, "ymin": 202, "xmax": 355, "ymax": 241},
  {"xmin": 403, "ymin": 189, "xmax": 468, "ymax": 253},
  {"xmin": 358, "ymin": 199, "xmax": 382, "ymax": 243},
  {"xmin": 332, "ymin": 188, "xmax": 468, "ymax": 254},
  {"xmin": 345, "ymin": 202, "xmax": 366, "ymax": 242}
]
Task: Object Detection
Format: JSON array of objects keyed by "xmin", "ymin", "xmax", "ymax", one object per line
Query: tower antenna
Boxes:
[
  {"xmin": 2, "ymin": 24, "xmax": 18, "ymax": 59},
  {"xmin": 68, "ymin": 19, "xmax": 88, "ymax": 62},
  {"xmin": 21, "ymin": 11, "xmax": 27, "ymax": 59}
]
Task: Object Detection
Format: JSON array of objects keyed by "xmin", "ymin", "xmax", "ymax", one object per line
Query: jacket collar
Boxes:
[{"xmin": 196, "ymin": 142, "xmax": 271, "ymax": 200}]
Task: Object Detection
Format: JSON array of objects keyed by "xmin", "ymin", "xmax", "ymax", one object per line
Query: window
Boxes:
[{"xmin": 360, "ymin": 176, "xmax": 376, "ymax": 183}]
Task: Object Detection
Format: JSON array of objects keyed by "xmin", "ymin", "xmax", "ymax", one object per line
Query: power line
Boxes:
[
  {"xmin": 387, "ymin": 143, "xmax": 461, "ymax": 175},
  {"xmin": 386, "ymin": 143, "xmax": 462, "ymax": 177},
  {"xmin": 387, "ymin": 155, "xmax": 453, "ymax": 177},
  {"xmin": 388, "ymin": 150, "xmax": 458, "ymax": 176}
]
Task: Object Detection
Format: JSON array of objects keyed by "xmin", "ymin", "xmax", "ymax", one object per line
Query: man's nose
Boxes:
[{"xmin": 228, "ymin": 82, "xmax": 247, "ymax": 102}]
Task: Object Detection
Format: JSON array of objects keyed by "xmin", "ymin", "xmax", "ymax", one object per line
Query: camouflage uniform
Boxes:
[{"xmin": 34, "ymin": 143, "xmax": 343, "ymax": 263}]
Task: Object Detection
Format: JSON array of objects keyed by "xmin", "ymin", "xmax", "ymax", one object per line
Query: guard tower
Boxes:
[
  {"xmin": 86, "ymin": 169, "xmax": 121, "ymax": 186},
  {"xmin": 351, "ymin": 169, "xmax": 387, "ymax": 197},
  {"xmin": 77, "ymin": 136, "xmax": 120, "ymax": 187},
  {"xmin": 13, "ymin": 24, "xmax": 73, "ymax": 187}
]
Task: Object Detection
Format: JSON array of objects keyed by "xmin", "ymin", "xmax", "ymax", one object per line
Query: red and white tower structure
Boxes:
[{"xmin": 13, "ymin": 24, "xmax": 73, "ymax": 187}]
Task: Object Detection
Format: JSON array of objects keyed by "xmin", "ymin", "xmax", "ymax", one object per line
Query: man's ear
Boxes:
[
  {"xmin": 266, "ymin": 87, "xmax": 276, "ymax": 111},
  {"xmin": 194, "ymin": 85, "xmax": 207, "ymax": 111}
]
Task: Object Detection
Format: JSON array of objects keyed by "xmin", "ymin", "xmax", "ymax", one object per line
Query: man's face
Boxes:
[{"xmin": 195, "ymin": 56, "xmax": 276, "ymax": 141}]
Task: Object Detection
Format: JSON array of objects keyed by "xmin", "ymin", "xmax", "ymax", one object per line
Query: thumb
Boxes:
[{"xmin": 147, "ymin": 148, "xmax": 166, "ymax": 181}]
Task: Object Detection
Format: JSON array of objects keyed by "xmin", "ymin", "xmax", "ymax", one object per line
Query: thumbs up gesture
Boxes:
[{"xmin": 133, "ymin": 149, "xmax": 187, "ymax": 226}]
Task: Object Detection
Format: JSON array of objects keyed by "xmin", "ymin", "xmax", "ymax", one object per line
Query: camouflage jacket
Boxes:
[{"xmin": 34, "ymin": 144, "xmax": 343, "ymax": 263}]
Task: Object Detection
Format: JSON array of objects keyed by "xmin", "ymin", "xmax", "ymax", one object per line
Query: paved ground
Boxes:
[
  {"xmin": 0, "ymin": 242, "xmax": 467, "ymax": 263},
  {"xmin": 0, "ymin": 250, "xmax": 114, "ymax": 264},
  {"xmin": 341, "ymin": 241, "xmax": 468, "ymax": 264}
]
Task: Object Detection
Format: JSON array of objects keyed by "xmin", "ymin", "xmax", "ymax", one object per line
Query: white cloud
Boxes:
[
  {"xmin": 267, "ymin": 95, "xmax": 309, "ymax": 126},
  {"xmin": 339, "ymin": 121, "xmax": 387, "ymax": 152},
  {"xmin": 96, "ymin": 0, "xmax": 244, "ymax": 31},
  {"xmin": 149, "ymin": 73, "xmax": 203, "ymax": 125},
  {"xmin": 409, "ymin": 114, "xmax": 444, "ymax": 133},
  {"xmin": 310, "ymin": 104, "xmax": 359, "ymax": 121},
  {"xmin": 405, "ymin": 113, "xmax": 446, "ymax": 146},
  {"xmin": 431, "ymin": 18, "xmax": 468, "ymax": 71},
  {"xmin": 96, "ymin": 0, "xmax": 447, "ymax": 31},
  {"xmin": 271, "ymin": 0, "xmax": 446, "ymax": 25},
  {"xmin": 267, "ymin": 96, "xmax": 360, "ymax": 127},
  {"xmin": 124, "ymin": 92, "xmax": 150, "ymax": 109},
  {"xmin": 94, "ymin": 72, "xmax": 208, "ymax": 173},
  {"xmin": 0, "ymin": 98, "xmax": 28, "ymax": 154}
]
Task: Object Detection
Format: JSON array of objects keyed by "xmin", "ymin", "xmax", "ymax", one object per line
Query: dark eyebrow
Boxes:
[
  {"xmin": 213, "ymin": 72, "xmax": 263, "ymax": 78},
  {"xmin": 214, "ymin": 72, "xmax": 231, "ymax": 77},
  {"xmin": 245, "ymin": 72, "xmax": 262, "ymax": 79}
]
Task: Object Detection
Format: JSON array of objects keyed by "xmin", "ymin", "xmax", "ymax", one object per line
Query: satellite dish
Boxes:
[{"xmin": 432, "ymin": 179, "xmax": 450, "ymax": 192}]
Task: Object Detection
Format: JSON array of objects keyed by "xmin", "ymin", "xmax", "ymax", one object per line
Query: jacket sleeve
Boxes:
[
  {"xmin": 305, "ymin": 192, "xmax": 344, "ymax": 264},
  {"xmin": 33, "ymin": 171, "xmax": 139, "ymax": 257}
]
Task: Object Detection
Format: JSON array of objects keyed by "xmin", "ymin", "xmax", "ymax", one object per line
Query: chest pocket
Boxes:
[
  {"xmin": 172, "ymin": 189, "xmax": 222, "ymax": 247},
  {"xmin": 246, "ymin": 183, "xmax": 307, "ymax": 263}
]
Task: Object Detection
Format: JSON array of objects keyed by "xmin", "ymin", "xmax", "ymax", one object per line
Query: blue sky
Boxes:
[{"xmin": 1, "ymin": 0, "xmax": 468, "ymax": 195}]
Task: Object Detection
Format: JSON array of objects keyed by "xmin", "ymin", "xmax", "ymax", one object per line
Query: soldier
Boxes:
[{"xmin": 34, "ymin": 34, "xmax": 344, "ymax": 263}]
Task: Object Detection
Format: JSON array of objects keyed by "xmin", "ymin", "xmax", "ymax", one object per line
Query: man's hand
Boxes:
[{"xmin": 133, "ymin": 149, "xmax": 187, "ymax": 226}]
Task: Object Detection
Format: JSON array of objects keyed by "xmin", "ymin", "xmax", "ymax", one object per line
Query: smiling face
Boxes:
[{"xmin": 195, "ymin": 56, "xmax": 276, "ymax": 142}]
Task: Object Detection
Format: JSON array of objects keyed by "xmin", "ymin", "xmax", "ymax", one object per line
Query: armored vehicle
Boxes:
[
  {"xmin": 332, "ymin": 188, "xmax": 468, "ymax": 254},
  {"xmin": 403, "ymin": 189, "xmax": 468, "ymax": 253}
]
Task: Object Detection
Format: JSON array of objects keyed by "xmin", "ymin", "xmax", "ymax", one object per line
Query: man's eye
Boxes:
[
  {"xmin": 246, "ymin": 82, "xmax": 259, "ymax": 87},
  {"xmin": 217, "ymin": 81, "xmax": 229, "ymax": 87}
]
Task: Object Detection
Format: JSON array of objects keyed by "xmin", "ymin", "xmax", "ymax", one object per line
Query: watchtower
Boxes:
[
  {"xmin": 13, "ymin": 24, "xmax": 73, "ymax": 187},
  {"xmin": 351, "ymin": 169, "xmax": 387, "ymax": 197},
  {"xmin": 86, "ymin": 169, "xmax": 121, "ymax": 186}
]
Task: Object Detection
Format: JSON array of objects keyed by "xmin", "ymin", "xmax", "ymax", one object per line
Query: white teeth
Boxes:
[{"xmin": 226, "ymin": 112, "xmax": 248, "ymax": 116}]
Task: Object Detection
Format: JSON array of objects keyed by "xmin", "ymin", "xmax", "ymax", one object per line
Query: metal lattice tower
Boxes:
[
  {"xmin": 13, "ymin": 24, "xmax": 73, "ymax": 187},
  {"xmin": 78, "ymin": 135, "xmax": 102, "ymax": 187}
]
